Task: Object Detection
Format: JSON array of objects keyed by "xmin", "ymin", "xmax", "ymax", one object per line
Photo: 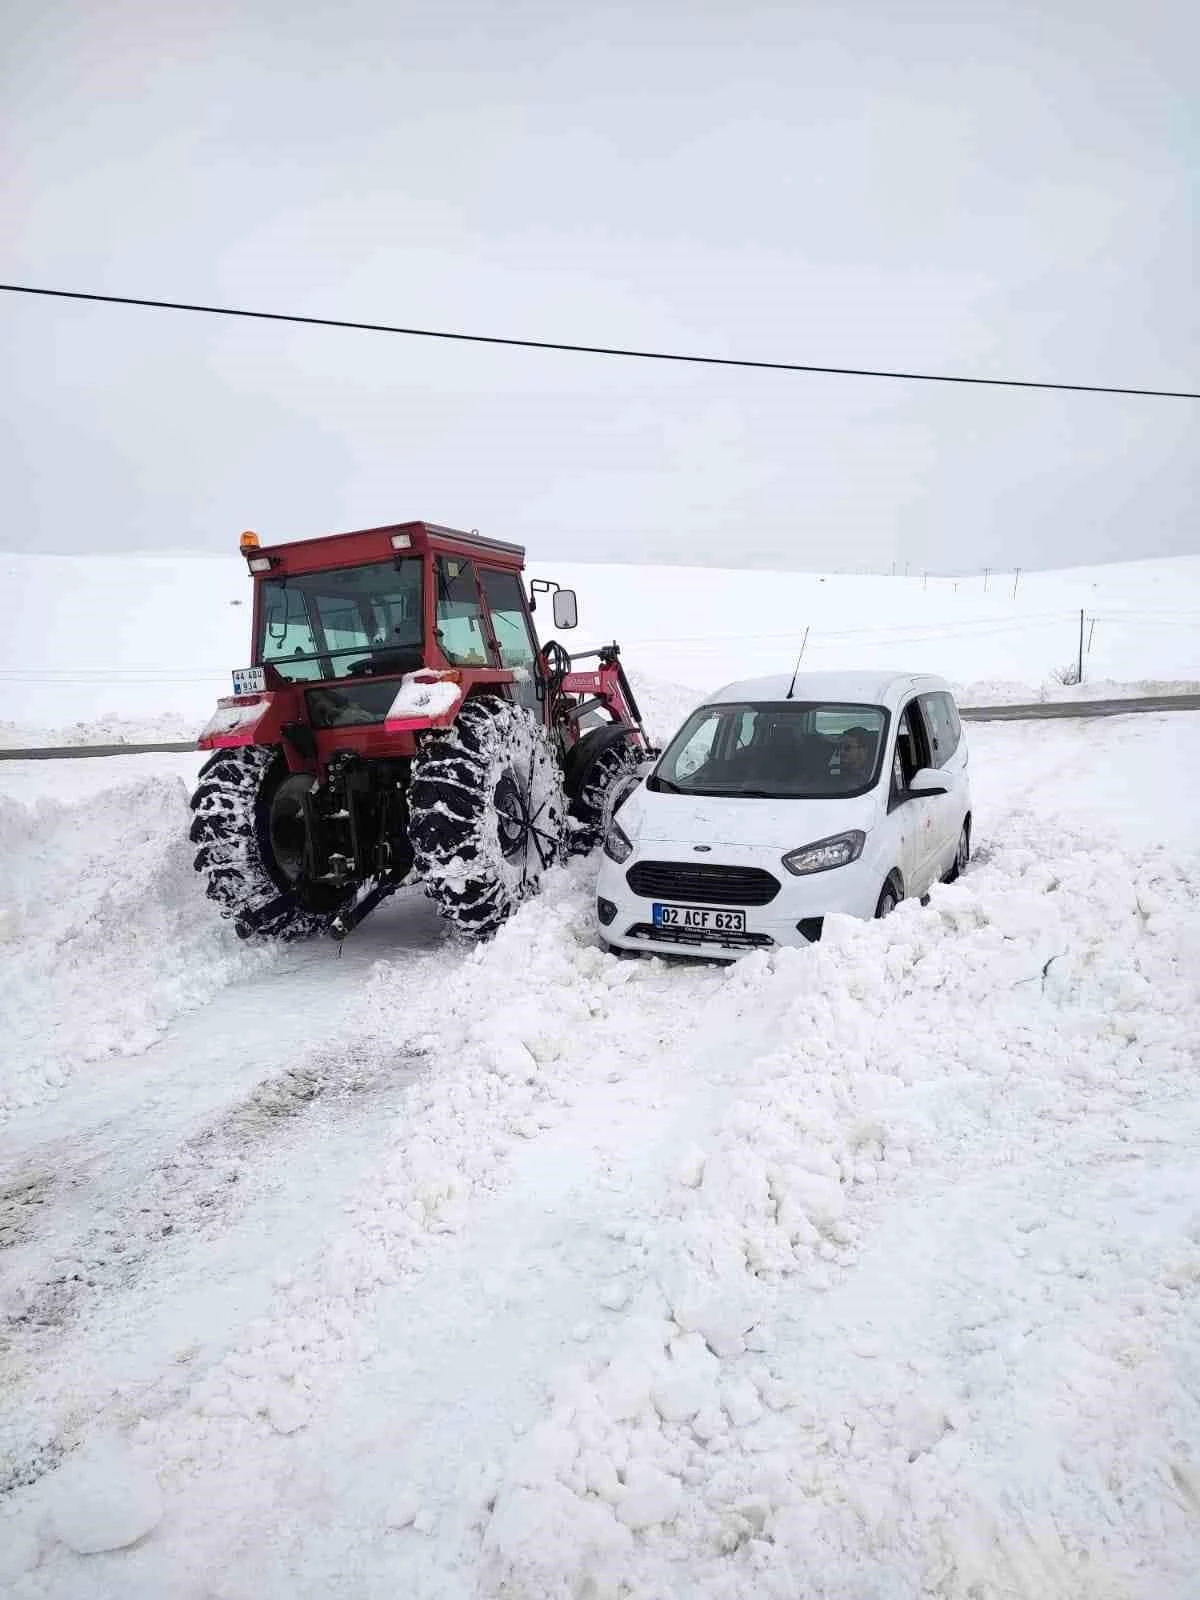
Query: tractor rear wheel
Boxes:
[
  {"xmin": 189, "ymin": 746, "xmax": 352, "ymax": 939},
  {"xmin": 408, "ymin": 696, "xmax": 567, "ymax": 937}
]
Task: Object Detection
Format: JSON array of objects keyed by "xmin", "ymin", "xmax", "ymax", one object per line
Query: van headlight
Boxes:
[
  {"xmin": 603, "ymin": 816, "xmax": 634, "ymax": 864},
  {"xmin": 782, "ymin": 831, "xmax": 865, "ymax": 876}
]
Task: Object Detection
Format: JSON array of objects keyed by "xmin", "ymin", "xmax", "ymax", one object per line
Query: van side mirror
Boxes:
[
  {"xmin": 552, "ymin": 589, "xmax": 578, "ymax": 630},
  {"xmin": 908, "ymin": 767, "xmax": 949, "ymax": 797}
]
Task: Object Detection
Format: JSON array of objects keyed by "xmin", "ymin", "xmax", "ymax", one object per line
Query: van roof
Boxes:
[{"xmin": 707, "ymin": 670, "xmax": 950, "ymax": 708}]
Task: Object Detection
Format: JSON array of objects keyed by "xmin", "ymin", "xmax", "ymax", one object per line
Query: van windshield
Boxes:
[{"xmin": 649, "ymin": 701, "xmax": 888, "ymax": 799}]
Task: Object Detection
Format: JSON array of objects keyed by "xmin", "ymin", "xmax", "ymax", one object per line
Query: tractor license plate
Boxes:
[
  {"xmin": 232, "ymin": 666, "xmax": 266, "ymax": 695},
  {"xmin": 652, "ymin": 903, "xmax": 746, "ymax": 935}
]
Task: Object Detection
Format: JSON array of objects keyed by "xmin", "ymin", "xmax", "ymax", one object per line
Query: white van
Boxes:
[{"xmin": 596, "ymin": 670, "xmax": 971, "ymax": 957}]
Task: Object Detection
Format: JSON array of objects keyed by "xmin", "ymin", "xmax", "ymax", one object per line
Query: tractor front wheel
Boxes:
[
  {"xmin": 189, "ymin": 746, "xmax": 352, "ymax": 939},
  {"xmin": 568, "ymin": 735, "xmax": 647, "ymax": 854},
  {"xmin": 408, "ymin": 696, "xmax": 567, "ymax": 937}
]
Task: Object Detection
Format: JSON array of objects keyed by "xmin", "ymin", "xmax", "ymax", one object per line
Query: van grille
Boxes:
[{"xmin": 625, "ymin": 861, "xmax": 781, "ymax": 906}]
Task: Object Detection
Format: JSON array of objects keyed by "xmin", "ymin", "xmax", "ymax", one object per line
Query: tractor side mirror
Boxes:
[{"xmin": 552, "ymin": 589, "xmax": 578, "ymax": 630}]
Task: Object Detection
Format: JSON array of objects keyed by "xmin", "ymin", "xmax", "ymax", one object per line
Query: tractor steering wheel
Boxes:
[
  {"xmin": 346, "ymin": 658, "xmax": 376, "ymax": 677},
  {"xmin": 540, "ymin": 639, "xmax": 572, "ymax": 695}
]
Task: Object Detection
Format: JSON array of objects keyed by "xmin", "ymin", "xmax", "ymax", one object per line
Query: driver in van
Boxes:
[{"xmin": 836, "ymin": 726, "xmax": 874, "ymax": 784}]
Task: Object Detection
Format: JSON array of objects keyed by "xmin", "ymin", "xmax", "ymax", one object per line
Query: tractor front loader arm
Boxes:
[{"xmin": 560, "ymin": 644, "xmax": 652, "ymax": 750}]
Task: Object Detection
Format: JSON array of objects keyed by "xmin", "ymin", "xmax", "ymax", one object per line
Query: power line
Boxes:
[{"xmin": 2, "ymin": 281, "xmax": 1197, "ymax": 400}]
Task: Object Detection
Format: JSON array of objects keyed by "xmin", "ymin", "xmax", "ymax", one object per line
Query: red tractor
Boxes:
[{"xmin": 190, "ymin": 520, "xmax": 651, "ymax": 941}]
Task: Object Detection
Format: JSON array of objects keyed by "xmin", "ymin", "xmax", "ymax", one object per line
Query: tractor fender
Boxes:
[
  {"xmin": 382, "ymin": 671, "xmax": 466, "ymax": 734},
  {"xmin": 197, "ymin": 691, "xmax": 297, "ymax": 750}
]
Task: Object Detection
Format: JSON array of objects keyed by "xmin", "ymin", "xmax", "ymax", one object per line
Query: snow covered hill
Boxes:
[{"xmin": 2, "ymin": 549, "xmax": 1199, "ymax": 744}]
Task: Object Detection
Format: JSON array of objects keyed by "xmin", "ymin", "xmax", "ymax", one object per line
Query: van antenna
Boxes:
[{"xmin": 785, "ymin": 627, "xmax": 810, "ymax": 699}]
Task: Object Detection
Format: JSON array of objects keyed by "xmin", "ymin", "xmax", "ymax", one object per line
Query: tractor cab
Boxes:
[{"xmin": 233, "ymin": 521, "xmax": 577, "ymax": 740}]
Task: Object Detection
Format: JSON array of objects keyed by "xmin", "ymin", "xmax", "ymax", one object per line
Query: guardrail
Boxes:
[
  {"xmin": 958, "ymin": 693, "xmax": 1200, "ymax": 722},
  {"xmin": 0, "ymin": 740, "xmax": 199, "ymax": 760},
  {"xmin": 1, "ymin": 693, "xmax": 1198, "ymax": 760}
]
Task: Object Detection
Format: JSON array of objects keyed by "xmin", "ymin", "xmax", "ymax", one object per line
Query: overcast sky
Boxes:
[{"xmin": 3, "ymin": 0, "xmax": 1196, "ymax": 571}]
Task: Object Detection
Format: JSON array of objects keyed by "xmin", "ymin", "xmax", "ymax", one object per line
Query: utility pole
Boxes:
[{"xmin": 1077, "ymin": 609, "xmax": 1085, "ymax": 685}]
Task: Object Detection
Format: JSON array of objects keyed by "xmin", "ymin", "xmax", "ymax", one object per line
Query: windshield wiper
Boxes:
[{"xmin": 649, "ymin": 775, "xmax": 684, "ymax": 793}]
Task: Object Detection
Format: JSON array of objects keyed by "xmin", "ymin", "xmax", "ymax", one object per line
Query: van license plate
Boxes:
[{"xmin": 652, "ymin": 904, "xmax": 746, "ymax": 934}]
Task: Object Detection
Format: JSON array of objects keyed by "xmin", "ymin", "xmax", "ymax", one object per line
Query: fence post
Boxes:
[
  {"xmin": 1077, "ymin": 609, "xmax": 1085, "ymax": 685},
  {"xmin": 1012, "ymin": 569, "xmax": 1022, "ymax": 598}
]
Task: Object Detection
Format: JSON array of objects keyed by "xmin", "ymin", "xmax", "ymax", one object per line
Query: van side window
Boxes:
[
  {"xmin": 890, "ymin": 700, "xmax": 932, "ymax": 804},
  {"xmin": 919, "ymin": 692, "xmax": 960, "ymax": 769},
  {"xmin": 941, "ymin": 692, "xmax": 962, "ymax": 747}
]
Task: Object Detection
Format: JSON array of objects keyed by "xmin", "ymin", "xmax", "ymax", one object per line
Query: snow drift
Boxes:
[{"xmin": 0, "ymin": 777, "xmax": 274, "ymax": 1121}]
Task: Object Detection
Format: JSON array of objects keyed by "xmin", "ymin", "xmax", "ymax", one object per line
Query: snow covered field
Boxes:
[
  {"xmin": 2, "ymin": 546, "xmax": 1200, "ymax": 1597},
  {"xmin": 2, "ymin": 693, "xmax": 1199, "ymax": 1598},
  {"xmin": 3, "ymin": 550, "xmax": 1200, "ymax": 744}
]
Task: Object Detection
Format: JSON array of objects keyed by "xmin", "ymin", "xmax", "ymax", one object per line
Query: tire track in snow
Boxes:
[
  {"xmin": 0, "ymin": 867, "xmax": 747, "ymax": 1588},
  {"xmin": 0, "ymin": 887, "xmax": 454, "ymax": 1502},
  {"xmin": 0, "ymin": 1038, "xmax": 427, "ymax": 1496}
]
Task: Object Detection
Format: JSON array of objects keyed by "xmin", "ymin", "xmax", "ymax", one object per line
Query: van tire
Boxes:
[
  {"xmin": 943, "ymin": 817, "xmax": 971, "ymax": 883},
  {"xmin": 874, "ymin": 876, "xmax": 901, "ymax": 919}
]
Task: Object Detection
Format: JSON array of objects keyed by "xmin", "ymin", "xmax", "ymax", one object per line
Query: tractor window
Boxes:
[
  {"xmin": 435, "ymin": 558, "xmax": 490, "ymax": 666},
  {"xmin": 260, "ymin": 584, "xmax": 322, "ymax": 679},
  {"xmin": 479, "ymin": 568, "xmax": 538, "ymax": 674},
  {"xmin": 314, "ymin": 593, "xmax": 365, "ymax": 653},
  {"xmin": 258, "ymin": 559, "xmax": 423, "ymax": 681}
]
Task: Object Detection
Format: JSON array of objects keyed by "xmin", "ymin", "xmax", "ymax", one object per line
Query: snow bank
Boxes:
[
  {"xmin": 0, "ymin": 711, "xmax": 201, "ymax": 749},
  {"xmin": 954, "ymin": 675, "xmax": 1200, "ymax": 707},
  {"xmin": 0, "ymin": 777, "xmax": 275, "ymax": 1121},
  {"xmin": 626, "ymin": 669, "xmax": 703, "ymax": 745},
  {"xmin": 473, "ymin": 822, "xmax": 1200, "ymax": 1600}
]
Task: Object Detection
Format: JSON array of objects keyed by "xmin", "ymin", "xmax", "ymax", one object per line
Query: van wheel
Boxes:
[
  {"xmin": 875, "ymin": 878, "xmax": 900, "ymax": 919},
  {"xmin": 943, "ymin": 819, "xmax": 971, "ymax": 883}
]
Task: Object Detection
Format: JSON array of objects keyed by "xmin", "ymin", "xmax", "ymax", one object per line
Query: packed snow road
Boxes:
[{"xmin": 1, "ymin": 714, "xmax": 1199, "ymax": 1599}]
